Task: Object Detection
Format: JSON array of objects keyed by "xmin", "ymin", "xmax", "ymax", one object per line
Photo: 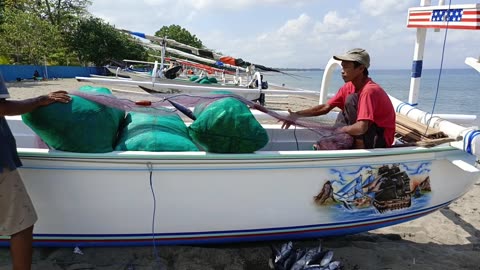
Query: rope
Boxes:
[
  {"xmin": 424, "ymin": 0, "xmax": 452, "ymax": 136},
  {"xmin": 293, "ymin": 125, "xmax": 299, "ymax": 150},
  {"xmin": 147, "ymin": 162, "xmax": 164, "ymax": 269},
  {"xmin": 396, "ymin": 102, "xmax": 408, "ymax": 113},
  {"xmin": 464, "ymin": 130, "xmax": 480, "ymax": 154}
]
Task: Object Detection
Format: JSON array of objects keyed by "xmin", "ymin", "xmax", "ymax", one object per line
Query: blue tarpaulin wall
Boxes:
[{"xmin": 0, "ymin": 65, "xmax": 106, "ymax": 82}]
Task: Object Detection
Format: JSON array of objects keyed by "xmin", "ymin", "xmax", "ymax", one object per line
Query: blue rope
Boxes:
[
  {"xmin": 463, "ymin": 130, "xmax": 471, "ymax": 152},
  {"xmin": 425, "ymin": 0, "xmax": 452, "ymax": 136},
  {"xmin": 423, "ymin": 113, "xmax": 430, "ymax": 124},
  {"xmin": 396, "ymin": 102, "xmax": 417, "ymax": 114},
  {"xmin": 465, "ymin": 130, "xmax": 480, "ymax": 154},
  {"xmin": 396, "ymin": 102, "xmax": 407, "ymax": 113}
]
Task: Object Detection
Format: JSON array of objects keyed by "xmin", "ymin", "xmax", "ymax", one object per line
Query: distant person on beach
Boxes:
[
  {"xmin": 0, "ymin": 73, "xmax": 71, "ymax": 269},
  {"xmin": 282, "ymin": 48, "xmax": 395, "ymax": 149},
  {"xmin": 33, "ymin": 70, "xmax": 40, "ymax": 81},
  {"xmin": 250, "ymin": 75, "xmax": 268, "ymax": 89}
]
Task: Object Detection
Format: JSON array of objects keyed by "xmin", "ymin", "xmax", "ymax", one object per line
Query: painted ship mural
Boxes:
[{"xmin": 314, "ymin": 162, "xmax": 432, "ymax": 215}]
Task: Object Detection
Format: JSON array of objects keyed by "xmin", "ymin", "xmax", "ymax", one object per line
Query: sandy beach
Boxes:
[{"xmin": 1, "ymin": 79, "xmax": 479, "ymax": 270}]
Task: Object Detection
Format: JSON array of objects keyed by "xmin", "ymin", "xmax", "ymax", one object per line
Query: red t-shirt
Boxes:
[{"xmin": 327, "ymin": 78, "xmax": 396, "ymax": 147}]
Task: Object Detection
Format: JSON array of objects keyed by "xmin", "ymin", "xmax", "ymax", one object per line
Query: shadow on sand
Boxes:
[{"xmin": 1, "ymin": 208, "xmax": 479, "ymax": 270}]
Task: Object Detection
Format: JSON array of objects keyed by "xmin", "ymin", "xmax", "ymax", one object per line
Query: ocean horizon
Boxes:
[{"xmin": 265, "ymin": 68, "xmax": 480, "ymax": 120}]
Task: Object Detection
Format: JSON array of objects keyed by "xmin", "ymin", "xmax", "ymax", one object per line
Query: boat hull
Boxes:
[
  {"xmin": 77, "ymin": 75, "xmax": 263, "ymax": 102},
  {"xmin": 0, "ymin": 145, "xmax": 477, "ymax": 247}
]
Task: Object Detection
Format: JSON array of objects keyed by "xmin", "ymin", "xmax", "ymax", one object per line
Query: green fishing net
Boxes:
[
  {"xmin": 21, "ymin": 85, "xmax": 125, "ymax": 153},
  {"xmin": 115, "ymin": 112, "xmax": 199, "ymax": 152},
  {"xmin": 188, "ymin": 97, "xmax": 269, "ymax": 153}
]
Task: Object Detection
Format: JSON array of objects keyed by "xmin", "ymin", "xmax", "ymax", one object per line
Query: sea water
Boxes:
[{"xmin": 265, "ymin": 68, "xmax": 480, "ymax": 125}]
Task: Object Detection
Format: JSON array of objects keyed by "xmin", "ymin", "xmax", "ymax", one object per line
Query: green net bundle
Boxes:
[
  {"xmin": 188, "ymin": 76, "xmax": 217, "ymax": 84},
  {"xmin": 21, "ymin": 86, "xmax": 125, "ymax": 153},
  {"xmin": 115, "ymin": 112, "xmax": 199, "ymax": 152},
  {"xmin": 188, "ymin": 97, "xmax": 269, "ymax": 153}
]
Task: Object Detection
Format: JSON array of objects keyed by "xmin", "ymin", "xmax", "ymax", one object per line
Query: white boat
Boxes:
[
  {"xmin": 77, "ymin": 72, "xmax": 268, "ymax": 103},
  {"xmin": 83, "ymin": 32, "xmax": 296, "ymax": 104},
  {"xmin": 1, "ymin": 1, "xmax": 480, "ymax": 248},
  {"xmin": 89, "ymin": 59, "xmax": 267, "ymax": 103},
  {"xmin": 465, "ymin": 56, "xmax": 480, "ymax": 72},
  {"xmin": 104, "ymin": 65, "xmax": 157, "ymax": 81}
]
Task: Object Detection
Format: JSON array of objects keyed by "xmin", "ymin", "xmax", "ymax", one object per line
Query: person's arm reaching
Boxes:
[
  {"xmin": 0, "ymin": 91, "xmax": 71, "ymax": 116},
  {"xmin": 294, "ymin": 103, "xmax": 334, "ymax": 117},
  {"xmin": 282, "ymin": 103, "xmax": 334, "ymax": 129}
]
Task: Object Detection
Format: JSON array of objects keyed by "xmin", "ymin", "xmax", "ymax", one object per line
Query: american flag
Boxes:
[{"xmin": 407, "ymin": 4, "xmax": 480, "ymax": 30}]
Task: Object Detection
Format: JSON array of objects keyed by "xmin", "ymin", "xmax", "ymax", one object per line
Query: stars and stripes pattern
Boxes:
[{"xmin": 407, "ymin": 4, "xmax": 480, "ymax": 30}]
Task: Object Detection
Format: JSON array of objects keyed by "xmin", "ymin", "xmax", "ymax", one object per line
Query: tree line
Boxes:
[{"xmin": 0, "ymin": 0, "xmax": 204, "ymax": 66}]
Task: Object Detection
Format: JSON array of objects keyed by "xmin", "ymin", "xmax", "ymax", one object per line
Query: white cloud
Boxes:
[
  {"xmin": 145, "ymin": 0, "xmax": 314, "ymax": 11},
  {"xmin": 314, "ymin": 11, "xmax": 353, "ymax": 33},
  {"xmin": 277, "ymin": 14, "xmax": 312, "ymax": 38},
  {"xmin": 87, "ymin": 0, "xmax": 480, "ymax": 69},
  {"xmin": 198, "ymin": 12, "xmax": 321, "ymax": 68},
  {"xmin": 88, "ymin": 0, "xmax": 316, "ymax": 33},
  {"xmin": 360, "ymin": 0, "xmax": 416, "ymax": 17},
  {"xmin": 338, "ymin": 30, "xmax": 362, "ymax": 41}
]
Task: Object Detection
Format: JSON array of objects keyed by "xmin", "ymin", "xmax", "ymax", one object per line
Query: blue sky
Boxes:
[{"xmin": 88, "ymin": 0, "xmax": 480, "ymax": 69}]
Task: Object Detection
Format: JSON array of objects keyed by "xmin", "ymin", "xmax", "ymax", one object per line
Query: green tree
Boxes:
[
  {"xmin": 67, "ymin": 17, "xmax": 147, "ymax": 66},
  {"xmin": 0, "ymin": 9, "xmax": 63, "ymax": 64},
  {"xmin": 16, "ymin": 0, "xmax": 91, "ymax": 26},
  {"xmin": 155, "ymin": 24, "xmax": 203, "ymax": 48},
  {"xmin": 0, "ymin": 0, "xmax": 92, "ymax": 65}
]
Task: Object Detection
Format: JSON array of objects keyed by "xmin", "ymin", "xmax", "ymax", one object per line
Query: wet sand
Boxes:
[{"xmin": 1, "ymin": 79, "xmax": 479, "ymax": 270}]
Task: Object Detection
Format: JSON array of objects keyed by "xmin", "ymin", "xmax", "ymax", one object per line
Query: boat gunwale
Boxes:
[{"xmin": 16, "ymin": 144, "xmax": 459, "ymax": 161}]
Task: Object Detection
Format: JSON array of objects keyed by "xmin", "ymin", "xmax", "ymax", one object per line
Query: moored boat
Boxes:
[
  {"xmin": 1, "ymin": 0, "xmax": 479, "ymax": 248},
  {"xmin": 2, "ymin": 117, "xmax": 478, "ymax": 247}
]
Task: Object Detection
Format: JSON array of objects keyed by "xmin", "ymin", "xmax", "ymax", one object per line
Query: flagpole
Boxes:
[{"xmin": 408, "ymin": 0, "xmax": 431, "ymax": 106}]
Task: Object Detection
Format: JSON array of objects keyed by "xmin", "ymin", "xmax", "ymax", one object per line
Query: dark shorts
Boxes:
[{"xmin": 335, "ymin": 93, "xmax": 386, "ymax": 149}]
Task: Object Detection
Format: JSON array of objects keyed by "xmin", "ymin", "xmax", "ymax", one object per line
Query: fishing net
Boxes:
[
  {"xmin": 71, "ymin": 89, "xmax": 353, "ymax": 151},
  {"xmin": 115, "ymin": 112, "xmax": 199, "ymax": 152},
  {"xmin": 189, "ymin": 97, "xmax": 269, "ymax": 153},
  {"xmin": 188, "ymin": 76, "xmax": 218, "ymax": 84},
  {"xmin": 199, "ymin": 78, "xmax": 212, "ymax": 84},
  {"xmin": 22, "ymin": 86, "xmax": 125, "ymax": 153}
]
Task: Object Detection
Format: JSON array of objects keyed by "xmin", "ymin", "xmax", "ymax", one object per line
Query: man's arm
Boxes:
[
  {"xmin": 339, "ymin": 120, "xmax": 370, "ymax": 136},
  {"xmin": 281, "ymin": 103, "xmax": 335, "ymax": 129},
  {"xmin": 293, "ymin": 103, "xmax": 334, "ymax": 117},
  {"xmin": 0, "ymin": 91, "xmax": 71, "ymax": 116}
]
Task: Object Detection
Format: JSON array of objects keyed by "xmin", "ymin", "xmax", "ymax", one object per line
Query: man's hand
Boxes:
[
  {"xmin": 336, "ymin": 120, "xmax": 370, "ymax": 136},
  {"xmin": 281, "ymin": 109, "xmax": 298, "ymax": 129},
  {"xmin": 336, "ymin": 125, "xmax": 349, "ymax": 134},
  {"xmin": 38, "ymin": 91, "xmax": 71, "ymax": 106}
]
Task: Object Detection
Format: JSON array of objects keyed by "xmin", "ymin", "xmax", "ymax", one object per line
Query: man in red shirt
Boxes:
[{"xmin": 282, "ymin": 48, "xmax": 396, "ymax": 149}]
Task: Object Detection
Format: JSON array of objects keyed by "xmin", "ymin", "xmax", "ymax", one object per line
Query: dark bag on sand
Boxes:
[
  {"xmin": 22, "ymin": 86, "xmax": 125, "ymax": 153},
  {"xmin": 188, "ymin": 96, "xmax": 269, "ymax": 153}
]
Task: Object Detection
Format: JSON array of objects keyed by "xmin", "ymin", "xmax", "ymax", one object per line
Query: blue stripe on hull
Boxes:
[{"xmin": 0, "ymin": 202, "xmax": 448, "ymax": 248}]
